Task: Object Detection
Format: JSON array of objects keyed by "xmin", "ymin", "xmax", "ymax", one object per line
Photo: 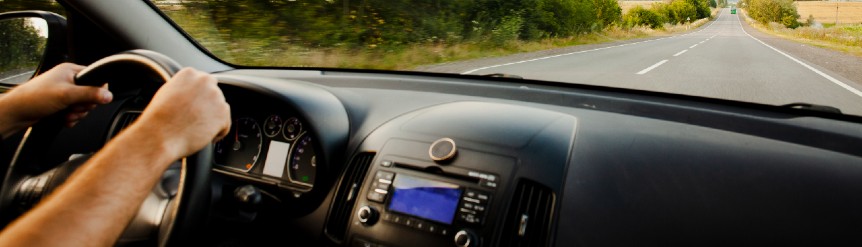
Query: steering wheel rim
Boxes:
[{"xmin": 1, "ymin": 50, "xmax": 211, "ymax": 246}]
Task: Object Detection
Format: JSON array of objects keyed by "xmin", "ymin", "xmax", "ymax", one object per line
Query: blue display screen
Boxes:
[{"xmin": 388, "ymin": 174, "xmax": 462, "ymax": 224}]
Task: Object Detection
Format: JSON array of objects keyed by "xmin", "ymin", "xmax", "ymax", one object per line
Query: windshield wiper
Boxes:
[
  {"xmin": 782, "ymin": 103, "xmax": 843, "ymax": 115},
  {"xmin": 483, "ymin": 73, "xmax": 523, "ymax": 79}
]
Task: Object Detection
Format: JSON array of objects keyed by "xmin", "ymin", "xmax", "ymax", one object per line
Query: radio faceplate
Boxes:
[{"xmin": 348, "ymin": 139, "xmax": 515, "ymax": 247}]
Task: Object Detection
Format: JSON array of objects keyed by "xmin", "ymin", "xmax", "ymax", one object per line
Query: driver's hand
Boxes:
[
  {"xmin": 0, "ymin": 63, "xmax": 114, "ymax": 138},
  {"xmin": 131, "ymin": 68, "xmax": 231, "ymax": 160}
]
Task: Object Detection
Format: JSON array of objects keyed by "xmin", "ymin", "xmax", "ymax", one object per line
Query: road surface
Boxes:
[
  {"xmin": 0, "ymin": 70, "xmax": 34, "ymax": 85},
  {"xmin": 457, "ymin": 8, "xmax": 862, "ymax": 115}
]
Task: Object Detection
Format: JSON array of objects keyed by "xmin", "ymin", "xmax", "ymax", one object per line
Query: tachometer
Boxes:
[
  {"xmin": 288, "ymin": 133, "xmax": 316, "ymax": 187},
  {"xmin": 214, "ymin": 117, "xmax": 262, "ymax": 172}
]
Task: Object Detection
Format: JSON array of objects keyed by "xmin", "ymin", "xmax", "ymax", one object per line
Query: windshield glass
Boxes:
[{"xmin": 152, "ymin": 0, "xmax": 862, "ymax": 116}]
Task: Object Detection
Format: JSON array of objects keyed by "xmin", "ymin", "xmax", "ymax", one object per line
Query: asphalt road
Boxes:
[
  {"xmin": 460, "ymin": 8, "xmax": 862, "ymax": 115},
  {"xmin": 0, "ymin": 70, "xmax": 34, "ymax": 85}
]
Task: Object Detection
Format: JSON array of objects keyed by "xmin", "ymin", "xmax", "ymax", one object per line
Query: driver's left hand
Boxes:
[{"xmin": 0, "ymin": 63, "xmax": 114, "ymax": 138}]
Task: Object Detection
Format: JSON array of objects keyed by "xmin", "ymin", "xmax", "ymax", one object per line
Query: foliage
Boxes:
[
  {"xmin": 745, "ymin": 0, "xmax": 800, "ymax": 28},
  {"xmin": 156, "ymin": 0, "xmax": 626, "ymax": 52},
  {"xmin": 0, "ymin": 0, "xmax": 65, "ymax": 15},
  {"xmin": 0, "ymin": 18, "xmax": 45, "ymax": 75},
  {"xmin": 623, "ymin": 6, "xmax": 666, "ymax": 29}
]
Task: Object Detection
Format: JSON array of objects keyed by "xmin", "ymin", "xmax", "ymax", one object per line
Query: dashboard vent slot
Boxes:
[
  {"xmin": 108, "ymin": 111, "xmax": 141, "ymax": 139},
  {"xmin": 501, "ymin": 179, "xmax": 556, "ymax": 247},
  {"xmin": 325, "ymin": 152, "xmax": 375, "ymax": 242}
]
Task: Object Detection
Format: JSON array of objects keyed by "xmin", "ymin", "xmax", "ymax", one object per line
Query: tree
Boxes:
[{"xmin": 0, "ymin": 18, "xmax": 46, "ymax": 74}]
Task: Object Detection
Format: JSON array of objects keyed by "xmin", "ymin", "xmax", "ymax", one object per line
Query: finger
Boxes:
[
  {"xmin": 70, "ymin": 104, "xmax": 98, "ymax": 113},
  {"xmin": 66, "ymin": 111, "xmax": 88, "ymax": 122},
  {"xmin": 63, "ymin": 86, "xmax": 113, "ymax": 106}
]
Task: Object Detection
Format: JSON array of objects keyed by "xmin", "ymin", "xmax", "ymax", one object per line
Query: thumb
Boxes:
[{"xmin": 63, "ymin": 85, "xmax": 113, "ymax": 106}]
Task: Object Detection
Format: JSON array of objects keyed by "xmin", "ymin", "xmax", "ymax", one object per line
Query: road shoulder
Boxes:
[{"xmin": 738, "ymin": 12, "xmax": 862, "ymax": 87}]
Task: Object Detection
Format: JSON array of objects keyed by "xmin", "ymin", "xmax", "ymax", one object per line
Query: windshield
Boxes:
[{"xmin": 152, "ymin": 0, "xmax": 862, "ymax": 116}]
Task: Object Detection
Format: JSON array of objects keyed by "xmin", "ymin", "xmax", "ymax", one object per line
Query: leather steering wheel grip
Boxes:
[{"xmin": 75, "ymin": 49, "xmax": 183, "ymax": 87}]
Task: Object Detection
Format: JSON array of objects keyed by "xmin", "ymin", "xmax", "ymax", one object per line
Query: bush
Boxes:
[
  {"xmin": 746, "ymin": 0, "xmax": 800, "ymax": 28},
  {"xmin": 623, "ymin": 6, "xmax": 665, "ymax": 29}
]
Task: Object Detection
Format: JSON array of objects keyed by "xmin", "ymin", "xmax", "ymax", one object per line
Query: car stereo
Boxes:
[{"xmin": 352, "ymin": 160, "xmax": 499, "ymax": 247}]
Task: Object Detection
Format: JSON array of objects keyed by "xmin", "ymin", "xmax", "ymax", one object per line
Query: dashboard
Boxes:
[{"xmin": 201, "ymin": 70, "xmax": 862, "ymax": 246}]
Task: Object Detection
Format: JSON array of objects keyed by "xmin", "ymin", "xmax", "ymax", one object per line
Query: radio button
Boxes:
[
  {"xmin": 375, "ymin": 171, "xmax": 395, "ymax": 181},
  {"xmin": 367, "ymin": 191, "xmax": 385, "ymax": 202},
  {"xmin": 427, "ymin": 224, "xmax": 439, "ymax": 234}
]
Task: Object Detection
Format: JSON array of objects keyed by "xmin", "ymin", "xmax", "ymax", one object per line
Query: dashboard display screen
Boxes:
[
  {"xmin": 262, "ymin": 140, "xmax": 290, "ymax": 178},
  {"xmin": 388, "ymin": 174, "xmax": 462, "ymax": 224}
]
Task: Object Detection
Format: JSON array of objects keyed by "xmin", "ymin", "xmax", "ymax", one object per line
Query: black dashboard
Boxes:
[{"xmin": 192, "ymin": 69, "xmax": 862, "ymax": 246}]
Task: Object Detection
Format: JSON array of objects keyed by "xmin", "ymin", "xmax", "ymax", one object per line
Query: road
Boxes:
[
  {"xmin": 0, "ymin": 70, "xmax": 34, "ymax": 85},
  {"xmin": 459, "ymin": 8, "xmax": 862, "ymax": 115}
]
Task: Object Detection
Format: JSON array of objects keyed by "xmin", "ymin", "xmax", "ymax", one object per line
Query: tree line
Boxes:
[{"xmin": 162, "ymin": 0, "xmax": 715, "ymax": 51}]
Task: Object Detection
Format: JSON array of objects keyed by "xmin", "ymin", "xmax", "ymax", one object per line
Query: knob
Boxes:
[
  {"xmin": 357, "ymin": 206, "xmax": 378, "ymax": 225},
  {"xmin": 234, "ymin": 185, "xmax": 262, "ymax": 210},
  {"xmin": 454, "ymin": 229, "xmax": 477, "ymax": 247}
]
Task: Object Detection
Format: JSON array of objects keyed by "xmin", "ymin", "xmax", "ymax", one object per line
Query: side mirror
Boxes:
[{"xmin": 0, "ymin": 11, "xmax": 66, "ymax": 86}]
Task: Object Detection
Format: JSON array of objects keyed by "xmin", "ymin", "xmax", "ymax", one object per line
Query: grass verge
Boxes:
[{"xmin": 741, "ymin": 11, "xmax": 862, "ymax": 57}]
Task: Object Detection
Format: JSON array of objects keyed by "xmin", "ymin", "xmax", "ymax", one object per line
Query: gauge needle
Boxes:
[{"xmin": 232, "ymin": 127, "xmax": 241, "ymax": 151}]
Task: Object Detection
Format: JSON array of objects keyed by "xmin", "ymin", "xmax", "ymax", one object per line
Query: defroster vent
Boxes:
[
  {"xmin": 325, "ymin": 152, "xmax": 375, "ymax": 242},
  {"xmin": 501, "ymin": 179, "xmax": 556, "ymax": 247}
]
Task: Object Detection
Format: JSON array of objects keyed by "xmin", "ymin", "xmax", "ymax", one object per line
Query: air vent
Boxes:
[
  {"xmin": 500, "ymin": 179, "xmax": 556, "ymax": 247},
  {"xmin": 325, "ymin": 152, "xmax": 375, "ymax": 242},
  {"xmin": 108, "ymin": 111, "xmax": 141, "ymax": 139}
]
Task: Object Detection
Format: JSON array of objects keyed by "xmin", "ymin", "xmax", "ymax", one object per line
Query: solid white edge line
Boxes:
[
  {"xmin": 636, "ymin": 60, "xmax": 669, "ymax": 75},
  {"xmin": 461, "ymin": 11, "xmax": 724, "ymax": 75},
  {"xmin": 673, "ymin": 50, "xmax": 688, "ymax": 57},
  {"xmin": 737, "ymin": 14, "xmax": 862, "ymax": 98},
  {"xmin": 0, "ymin": 71, "xmax": 33, "ymax": 82}
]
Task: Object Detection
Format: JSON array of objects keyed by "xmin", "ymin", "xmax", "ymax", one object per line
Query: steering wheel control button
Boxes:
[
  {"xmin": 454, "ymin": 230, "xmax": 477, "ymax": 247},
  {"xmin": 357, "ymin": 206, "xmax": 378, "ymax": 225},
  {"xmin": 429, "ymin": 138, "xmax": 457, "ymax": 162}
]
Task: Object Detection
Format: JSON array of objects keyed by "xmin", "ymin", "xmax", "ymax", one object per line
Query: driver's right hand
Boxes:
[{"xmin": 128, "ymin": 68, "xmax": 231, "ymax": 160}]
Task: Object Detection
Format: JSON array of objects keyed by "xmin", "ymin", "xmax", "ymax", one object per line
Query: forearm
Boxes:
[
  {"xmin": 0, "ymin": 124, "xmax": 180, "ymax": 246},
  {"xmin": 0, "ymin": 95, "xmax": 35, "ymax": 139}
]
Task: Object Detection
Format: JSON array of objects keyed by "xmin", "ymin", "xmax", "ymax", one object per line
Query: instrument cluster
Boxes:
[{"xmin": 214, "ymin": 113, "xmax": 318, "ymax": 191}]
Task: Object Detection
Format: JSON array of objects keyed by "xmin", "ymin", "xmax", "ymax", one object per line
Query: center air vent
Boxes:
[
  {"xmin": 500, "ymin": 179, "xmax": 556, "ymax": 247},
  {"xmin": 325, "ymin": 152, "xmax": 375, "ymax": 242}
]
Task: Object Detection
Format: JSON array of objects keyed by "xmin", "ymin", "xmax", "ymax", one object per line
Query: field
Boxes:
[
  {"xmin": 796, "ymin": 2, "xmax": 862, "ymax": 25},
  {"xmin": 619, "ymin": 1, "xmax": 662, "ymax": 14}
]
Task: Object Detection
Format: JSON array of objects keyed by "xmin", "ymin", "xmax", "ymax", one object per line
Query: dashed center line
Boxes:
[
  {"xmin": 673, "ymin": 50, "xmax": 688, "ymax": 56},
  {"xmin": 690, "ymin": 44, "xmax": 698, "ymax": 48},
  {"xmin": 636, "ymin": 60, "xmax": 669, "ymax": 75}
]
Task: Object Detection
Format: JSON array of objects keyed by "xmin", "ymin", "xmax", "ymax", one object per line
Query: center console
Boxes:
[{"xmin": 348, "ymin": 139, "xmax": 515, "ymax": 247}]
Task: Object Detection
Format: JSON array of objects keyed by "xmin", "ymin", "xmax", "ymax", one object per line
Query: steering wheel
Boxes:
[{"xmin": 0, "ymin": 50, "xmax": 212, "ymax": 246}]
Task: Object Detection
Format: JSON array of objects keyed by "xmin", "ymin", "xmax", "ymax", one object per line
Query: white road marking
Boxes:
[
  {"xmin": 636, "ymin": 60, "xmax": 669, "ymax": 75},
  {"xmin": 0, "ymin": 71, "xmax": 33, "ymax": 83},
  {"xmin": 737, "ymin": 14, "xmax": 862, "ymax": 98},
  {"xmin": 673, "ymin": 50, "xmax": 688, "ymax": 56},
  {"xmin": 461, "ymin": 11, "xmax": 724, "ymax": 74},
  {"xmin": 690, "ymin": 44, "xmax": 698, "ymax": 48}
]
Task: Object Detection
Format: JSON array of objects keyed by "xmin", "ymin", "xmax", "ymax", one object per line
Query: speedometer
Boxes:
[
  {"xmin": 214, "ymin": 117, "xmax": 262, "ymax": 172},
  {"xmin": 288, "ymin": 133, "xmax": 316, "ymax": 187}
]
